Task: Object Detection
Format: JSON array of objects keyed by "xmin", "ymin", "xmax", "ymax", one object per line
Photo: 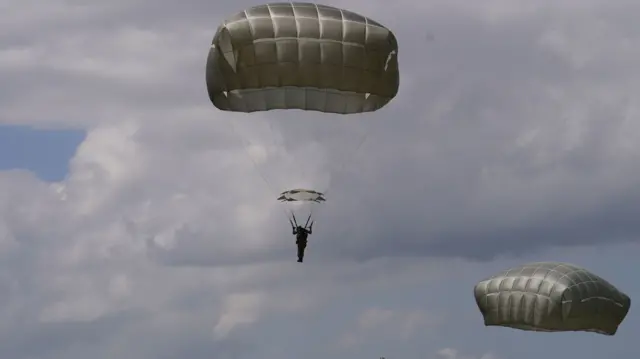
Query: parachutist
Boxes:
[
  {"xmin": 208, "ymin": 3, "xmax": 397, "ymax": 266},
  {"xmin": 293, "ymin": 224, "xmax": 312, "ymax": 262},
  {"xmin": 285, "ymin": 203, "xmax": 316, "ymax": 263}
]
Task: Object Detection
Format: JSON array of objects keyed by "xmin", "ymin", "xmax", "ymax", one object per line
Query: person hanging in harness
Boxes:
[{"xmin": 290, "ymin": 213, "xmax": 313, "ymax": 263}]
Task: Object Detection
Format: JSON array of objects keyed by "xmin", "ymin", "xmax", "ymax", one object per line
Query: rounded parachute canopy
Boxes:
[
  {"xmin": 473, "ymin": 262, "xmax": 631, "ymax": 335},
  {"xmin": 278, "ymin": 188, "xmax": 325, "ymax": 229},
  {"xmin": 277, "ymin": 188, "xmax": 326, "ymax": 202},
  {"xmin": 206, "ymin": 2, "xmax": 399, "ymax": 114}
]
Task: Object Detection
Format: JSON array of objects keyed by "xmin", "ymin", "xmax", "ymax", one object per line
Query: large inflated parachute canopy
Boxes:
[
  {"xmin": 206, "ymin": 2, "xmax": 399, "ymax": 114},
  {"xmin": 474, "ymin": 262, "xmax": 631, "ymax": 335}
]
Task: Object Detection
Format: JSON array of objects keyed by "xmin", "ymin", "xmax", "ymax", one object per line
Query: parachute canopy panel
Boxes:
[
  {"xmin": 206, "ymin": 2, "xmax": 399, "ymax": 114},
  {"xmin": 278, "ymin": 189, "xmax": 325, "ymax": 202},
  {"xmin": 473, "ymin": 262, "xmax": 631, "ymax": 335}
]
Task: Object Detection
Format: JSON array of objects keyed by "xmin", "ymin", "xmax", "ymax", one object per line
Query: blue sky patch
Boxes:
[{"xmin": 0, "ymin": 125, "xmax": 85, "ymax": 182}]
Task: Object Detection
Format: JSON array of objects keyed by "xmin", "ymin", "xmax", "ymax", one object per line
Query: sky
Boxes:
[
  {"xmin": 0, "ymin": 125, "xmax": 85, "ymax": 181},
  {"xmin": 0, "ymin": 0, "xmax": 639, "ymax": 358}
]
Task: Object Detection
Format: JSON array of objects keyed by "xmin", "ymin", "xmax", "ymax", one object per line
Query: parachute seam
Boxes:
[
  {"xmin": 244, "ymin": 9, "xmax": 257, "ymax": 91},
  {"xmin": 228, "ymin": 118, "xmax": 289, "ymax": 221},
  {"xmin": 363, "ymin": 14, "xmax": 369, "ymax": 112},
  {"xmin": 266, "ymin": 3, "xmax": 281, "ymax": 90},
  {"xmin": 313, "ymin": 3, "xmax": 330, "ymax": 113},
  {"xmin": 339, "ymin": 7, "xmax": 348, "ymax": 113}
]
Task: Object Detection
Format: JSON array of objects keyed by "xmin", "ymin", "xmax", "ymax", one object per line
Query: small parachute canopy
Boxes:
[
  {"xmin": 278, "ymin": 189, "xmax": 325, "ymax": 202},
  {"xmin": 473, "ymin": 262, "xmax": 631, "ymax": 335},
  {"xmin": 278, "ymin": 188, "xmax": 325, "ymax": 229},
  {"xmin": 206, "ymin": 2, "xmax": 399, "ymax": 114}
]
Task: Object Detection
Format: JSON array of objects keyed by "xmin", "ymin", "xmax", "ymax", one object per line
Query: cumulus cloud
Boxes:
[
  {"xmin": 213, "ymin": 292, "xmax": 264, "ymax": 340},
  {"xmin": 338, "ymin": 307, "xmax": 435, "ymax": 347},
  {"xmin": 0, "ymin": 0, "xmax": 639, "ymax": 358},
  {"xmin": 436, "ymin": 348, "xmax": 498, "ymax": 359}
]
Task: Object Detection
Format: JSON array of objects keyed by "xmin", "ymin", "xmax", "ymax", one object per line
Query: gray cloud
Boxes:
[{"xmin": 0, "ymin": 0, "xmax": 639, "ymax": 358}]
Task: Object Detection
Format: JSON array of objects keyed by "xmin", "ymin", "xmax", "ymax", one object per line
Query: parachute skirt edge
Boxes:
[{"xmin": 208, "ymin": 86, "xmax": 394, "ymax": 114}]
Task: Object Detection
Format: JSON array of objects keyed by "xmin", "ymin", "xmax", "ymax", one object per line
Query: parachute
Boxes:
[
  {"xmin": 473, "ymin": 262, "xmax": 631, "ymax": 335},
  {"xmin": 278, "ymin": 188, "xmax": 325, "ymax": 230},
  {"xmin": 207, "ymin": 2, "xmax": 399, "ymax": 230},
  {"xmin": 206, "ymin": 2, "xmax": 399, "ymax": 114},
  {"xmin": 277, "ymin": 189, "xmax": 325, "ymax": 202}
]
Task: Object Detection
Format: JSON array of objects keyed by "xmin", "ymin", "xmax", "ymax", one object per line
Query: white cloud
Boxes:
[
  {"xmin": 339, "ymin": 307, "xmax": 436, "ymax": 348},
  {"xmin": 213, "ymin": 292, "xmax": 264, "ymax": 340},
  {"xmin": 0, "ymin": 0, "xmax": 639, "ymax": 358},
  {"xmin": 437, "ymin": 348, "xmax": 499, "ymax": 359}
]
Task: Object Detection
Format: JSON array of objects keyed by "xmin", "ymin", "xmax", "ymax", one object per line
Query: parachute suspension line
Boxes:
[
  {"xmin": 288, "ymin": 210, "xmax": 313, "ymax": 229},
  {"xmin": 321, "ymin": 118, "xmax": 376, "ymax": 197},
  {"xmin": 301, "ymin": 119, "xmax": 321, "ymax": 186},
  {"xmin": 229, "ymin": 120, "xmax": 275, "ymax": 193},
  {"xmin": 303, "ymin": 204, "xmax": 314, "ymax": 229},
  {"xmin": 229, "ymin": 120, "xmax": 290, "ymax": 221},
  {"xmin": 289, "ymin": 211, "xmax": 297, "ymax": 228},
  {"xmin": 318, "ymin": 119, "xmax": 377, "ymax": 247},
  {"xmin": 287, "ymin": 202, "xmax": 314, "ymax": 225},
  {"xmin": 323, "ymin": 58, "xmax": 394, "ymax": 196},
  {"xmin": 307, "ymin": 204, "xmax": 316, "ymax": 226},
  {"xmin": 305, "ymin": 211, "xmax": 313, "ymax": 229},
  {"xmin": 287, "ymin": 119, "xmax": 375, "ymax": 228},
  {"xmin": 266, "ymin": 119, "xmax": 282, "ymax": 159},
  {"xmin": 263, "ymin": 120, "xmax": 320, "ymax": 226}
]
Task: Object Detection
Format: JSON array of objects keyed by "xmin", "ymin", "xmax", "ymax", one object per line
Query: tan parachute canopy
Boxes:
[
  {"xmin": 206, "ymin": 2, "xmax": 399, "ymax": 114},
  {"xmin": 474, "ymin": 262, "xmax": 631, "ymax": 335}
]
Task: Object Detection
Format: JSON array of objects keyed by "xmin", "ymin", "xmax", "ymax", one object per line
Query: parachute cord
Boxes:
[
  {"xmin": 308, "ymin": 203, "xmax": 315, "ymax": 228},
  {"xmin": 322, "ymin": 119, "xmax": 375, "ymax": 197},
  {"xmin": 311, "ymin": 121, "xmax": 374, "ymax": 240},
  {"xmin": 324, "ymin": 63, "xmax": 391, "ymax": 197},
  {"xmin": 266, "ymin": 120, "xmax": 282, "ymax": 158},
  {"xmin": 229, "ymin": 120, "xmax": 290, "ymax": 221}
]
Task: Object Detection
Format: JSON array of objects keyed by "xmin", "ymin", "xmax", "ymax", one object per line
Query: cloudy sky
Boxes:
[{"xmin": 1, "ymin": 0, "xmax": 639, "ymax": 358}]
